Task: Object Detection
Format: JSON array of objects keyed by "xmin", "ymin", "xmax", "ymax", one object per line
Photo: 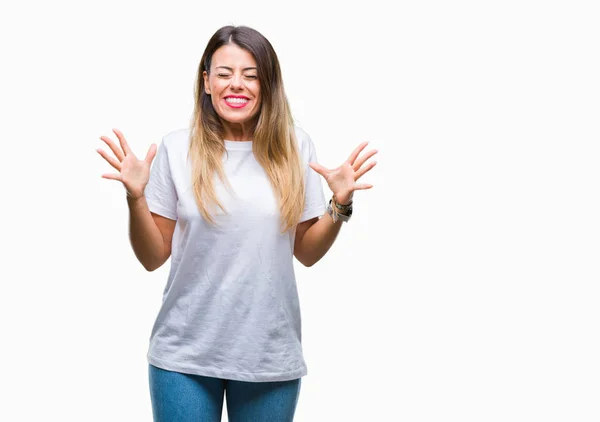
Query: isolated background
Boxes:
[{"xmin": 1, "ymin": 0, "xmax": 598, "ymax": 420}]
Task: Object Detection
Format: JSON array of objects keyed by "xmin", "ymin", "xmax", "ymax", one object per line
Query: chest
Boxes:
[{"xmin": 174, "ymin": 151, "xmax": 280, "ymax": 225}]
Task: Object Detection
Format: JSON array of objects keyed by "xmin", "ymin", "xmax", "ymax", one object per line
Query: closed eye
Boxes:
[{"xmin": 217, "ymin": 74, "xmax": 256, "ymax": 80}]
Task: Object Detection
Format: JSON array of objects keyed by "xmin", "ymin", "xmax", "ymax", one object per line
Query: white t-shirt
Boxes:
[{"xmin": 144, "ymin": 126, "xmax": 326, "ymax": 382}]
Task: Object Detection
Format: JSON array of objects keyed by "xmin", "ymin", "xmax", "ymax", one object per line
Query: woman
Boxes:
[{"xmin": 97, "ymin": 25, "xmax": 377, "ymax": 422}]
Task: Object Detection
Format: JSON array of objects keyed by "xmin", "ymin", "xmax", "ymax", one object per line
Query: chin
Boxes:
[{"xmin": 220, "ymin": 111, "xmax": 260, "ymax": 125}]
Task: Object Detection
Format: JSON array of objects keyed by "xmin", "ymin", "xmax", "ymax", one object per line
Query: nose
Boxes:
[{"xmin": 230, "ymin": 74, "xmax": 243, "ymax": 90}]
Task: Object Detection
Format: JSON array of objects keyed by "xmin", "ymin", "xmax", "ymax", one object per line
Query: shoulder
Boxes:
[
  {"xmin": 293, "ymin": 125, "xmax": 316, "ymax": 157},
  {"xmin": 161, "ymin": 127, "xmax": 192, "ymax": 152}
]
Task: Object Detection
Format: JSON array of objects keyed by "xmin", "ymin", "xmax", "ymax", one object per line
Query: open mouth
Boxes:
[{"xmin": 224, "ymin": 96, "xmax": 249, "ymax": 108}]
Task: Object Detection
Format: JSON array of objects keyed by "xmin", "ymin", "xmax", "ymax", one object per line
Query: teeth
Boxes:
[{"xmin": 226, "ymin": 98, "xmax": 248, "ymax": 104}]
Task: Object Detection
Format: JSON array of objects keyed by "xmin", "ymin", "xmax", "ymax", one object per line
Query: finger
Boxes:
[
  {"xmin": 353, "ymin": 149, "xmax": 378, "ymax": 172},
  {"xmin": 347, "ymin": 141, "xmax": 369, "ymax": 165},
  {"xmin": 101, "ymin": 173, "xmax": 123, "ymax": 181},
  {"xmin": 355, "ymin": 161, "xmax": 377, "ymax": 180},
  {"xmin": 353, "ymin": 183, "xmax": 373, "ymax": 190},
  {"xmin": 145, "ymin": 143, "xmax": 157, "ymax": 164},
  {"xmin": 308, "ymin": 162, "xmax": 329, "ymax": 177},
  {"xmin": 113, "ymin": 128, "xmax": 132, "ymax": 156},
  {"xmin": 96, "ymin": 148, "xmax": 122, "ymax": 171},
  {"xmin": 99, "ymin": 136, "xmax": 125, "ymax": 161}
]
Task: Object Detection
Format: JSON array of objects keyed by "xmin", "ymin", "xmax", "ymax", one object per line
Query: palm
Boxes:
[
  {"xmin": 321, "ymin": 162, "xmax": 356, "ymax": 197},
  {"xmin": 120, "ymin": 155, "xmax": 151, "ymax": 197},
  {"xmin": 309, "ymin": 141, "xmax": 378, "ymax": 205},
  {"xmin": 97, "ymin": 128, "xmax": 157, "ymax": 199}
]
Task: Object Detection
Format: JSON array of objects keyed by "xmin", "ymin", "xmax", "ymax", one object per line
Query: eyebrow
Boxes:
[{"xmin": 215, "ymin": 66, "xmax": 257, "ymax": 71}]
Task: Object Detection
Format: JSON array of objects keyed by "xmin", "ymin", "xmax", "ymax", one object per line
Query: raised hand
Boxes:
[
  {"xmin": 308, "ymin": 141, "xmax": 377, "ymax": 205},
  {"xmin": 97, "ymin": 128, "xmax": 157, "ymax": 200}
]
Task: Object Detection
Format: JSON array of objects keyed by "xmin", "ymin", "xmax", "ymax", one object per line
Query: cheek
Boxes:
[
  {"xmin": 210, "ymin": 78, "xmax": 226, "ymax": 93},
  {"xmin": 252, "ymin": 85, "xmax": 261, "ymax": 102},
  {"xmin": 210, "ymin": 82, "xmax": 226, "ymax": 103}
]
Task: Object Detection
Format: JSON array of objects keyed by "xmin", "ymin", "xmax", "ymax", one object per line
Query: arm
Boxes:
[
  {"xmin": 98, "ymin": 128, "xmax": 176, "ymax": 272},
  {"xmin": 294, "ymin": 212, "xmax": 343, "ymax": 267},
  {"xmin": 127, "ymin": 195, "xmax": 176, "ymax": 272},
  {"xmin": 294, "ymin": 139, "xmax": 378, "ymax": 266}
]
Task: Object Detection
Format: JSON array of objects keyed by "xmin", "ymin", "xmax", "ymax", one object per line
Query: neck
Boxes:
[{"xmin": 222, "ymin": 120, "xmax": 256, "ymax": 141}]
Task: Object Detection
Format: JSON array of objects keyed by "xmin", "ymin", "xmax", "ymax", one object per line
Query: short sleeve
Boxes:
[
  {"xmin": 144, "ymin": 138, "xmax": 178, "ymax": 220},
  {"xmin": 299, "ymin": 134, "xmax": 327, "ymax": 223}
]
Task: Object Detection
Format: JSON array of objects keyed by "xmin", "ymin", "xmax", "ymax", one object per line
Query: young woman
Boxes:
[{"xmin": 97, "ymin": 25, "xmax": 377, "ymax": 422}]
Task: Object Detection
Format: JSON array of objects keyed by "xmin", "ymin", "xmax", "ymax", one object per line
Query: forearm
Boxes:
[
  {"xmin": 297, "ymin": 212, "xmax": 343, "ymax": 267},
  {"xmin": 127, "ymin": 196, "xmax": 165, "ymax": 271}
]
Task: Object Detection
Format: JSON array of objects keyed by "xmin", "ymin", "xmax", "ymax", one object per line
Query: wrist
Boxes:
[
  {"xmin": 333, "ymin": 191, "xmax": 353, "ymax": 206},
  {"xmin": 327, "ymin": 197, "xmax": 352, "ymax": 223},
  {"xmin": 126, "ymin": 193, "xmax": 146, "ymax": 205}
]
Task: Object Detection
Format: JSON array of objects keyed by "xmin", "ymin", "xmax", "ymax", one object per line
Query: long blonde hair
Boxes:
[{"xmin": 187, "ymin": 26, "xmax": 305, "ymax": 233}]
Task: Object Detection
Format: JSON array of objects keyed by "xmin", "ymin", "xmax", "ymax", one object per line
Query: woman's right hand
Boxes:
[{"xmin": 97, "ymin": 128, "xmax": 157, "ymax": 200}]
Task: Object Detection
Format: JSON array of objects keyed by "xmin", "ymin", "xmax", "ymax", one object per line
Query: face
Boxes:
[{"xmin": 203, "ymin": 44, "xmax": 261, "ymax": 128}]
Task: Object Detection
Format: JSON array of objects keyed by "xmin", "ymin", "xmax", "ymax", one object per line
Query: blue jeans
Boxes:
[{"xmin": 148, "ymin": 364, "xmax": 301, "ymax": 422}]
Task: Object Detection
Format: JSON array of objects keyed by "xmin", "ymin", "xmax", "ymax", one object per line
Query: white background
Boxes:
[{"xmin": 1, "ymin": 0, "xmax": 598, "ymax": 420}]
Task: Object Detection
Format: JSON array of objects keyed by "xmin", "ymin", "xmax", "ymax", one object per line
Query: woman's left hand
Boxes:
[{"xmin": 308, "ymin": 141, "xmax": 378, "ymax": 205}]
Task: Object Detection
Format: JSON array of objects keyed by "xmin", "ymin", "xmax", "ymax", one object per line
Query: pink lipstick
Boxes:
[{"xmin": 224, "ymin": 95, "xmax": 250, "ymax": 109}]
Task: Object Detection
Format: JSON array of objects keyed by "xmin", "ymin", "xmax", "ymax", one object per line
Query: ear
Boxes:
[{"xmin": 203, "ymin": 70, "xmax": 210, "ymax": 95}]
